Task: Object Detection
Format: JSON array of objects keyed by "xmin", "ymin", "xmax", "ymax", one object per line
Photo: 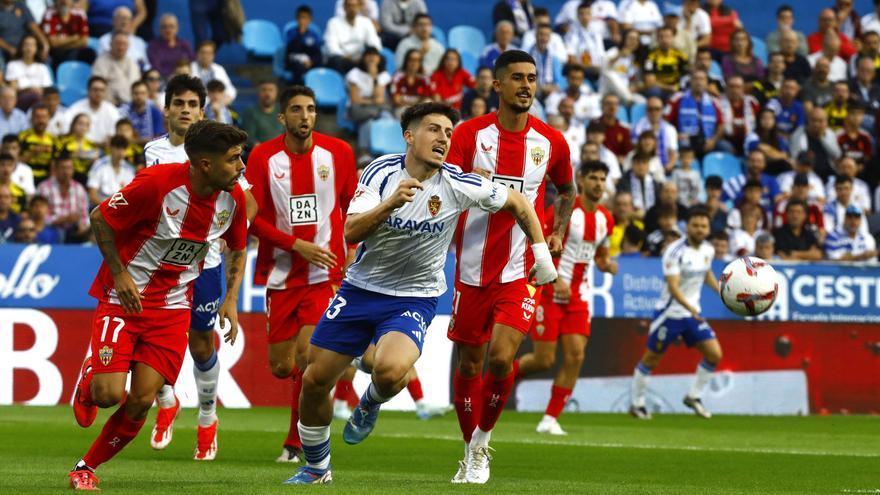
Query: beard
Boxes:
[
  {"xmin": 288, "ymin": 125, "xmax": 312, "ymax": 140},
  {"xmin": 508, "ymin": 101, "xmax": 531, "ymax": 114}
]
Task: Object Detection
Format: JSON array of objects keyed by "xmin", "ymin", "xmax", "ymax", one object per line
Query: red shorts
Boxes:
[
  {"xmin": 89, "ymin": 301, "xmax": 190, "ymax": 385},
  {"xmin": 266, "ymin": 282, "xmax": 335, "ymax": 344},
  {"xmin": 529, "ymin": 295, "xmax": 591, "ymax": 342},
  {"xmin": 447, "ymin": 279, "xmax": 540, "ymax": 346}
]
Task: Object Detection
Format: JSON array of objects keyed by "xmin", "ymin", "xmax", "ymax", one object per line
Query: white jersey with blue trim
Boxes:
[
  {"xmin": 345, "ymin": 154, "xmax": 509, "ymax": 297},
  {"xmin": 655, "ymin": 237, "xmax": 715, "ymax": 319}
]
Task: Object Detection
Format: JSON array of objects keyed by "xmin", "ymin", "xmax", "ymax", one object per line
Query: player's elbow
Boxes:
[
  {"xmin": 88, "ymin": 206, "xmax": 104, "ymax": 230},
  {"xmin": 343, "ymin": 217, "xmax": 363, "ymax": 245}
]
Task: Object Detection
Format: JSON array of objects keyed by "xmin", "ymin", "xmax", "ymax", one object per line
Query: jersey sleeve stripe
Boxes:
[
  {"xmin": 442, "ymin": 164, "xmax": 483, "ymax": 186},
  {"xmin": 361, "ymin": 154, "xmax": 404, "ymax": 186}
]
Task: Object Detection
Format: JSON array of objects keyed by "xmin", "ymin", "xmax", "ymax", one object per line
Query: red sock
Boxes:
[
  {"xmin": 544, "ymin": 385, "xmax": 572, "ymax": 418},
  {"xmin": 82, "ymin": 407, "xmax": 145, "ymax": 469},
  {"xmin": 453, "ymin": 370, "xmax": 482, "ymax": 443},
  {"xmin": 284, "ymin": 367, "xmax": 302, "ymax": 449},
  {"xmin": 478, "ymin": 369, "xmax": 515, "ymax": 433},
  {"xmin": 334, "ymin": 379, "xmax": 359, "ymax": 408},
  {"xmin": 406, "ymin": 377, "xmax": 424, "ymax": 402}
]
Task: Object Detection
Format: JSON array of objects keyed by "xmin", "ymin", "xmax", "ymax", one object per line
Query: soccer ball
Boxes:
[{"xmin": 719, "ymin": 257, "xmax": 779, "ymax": 316}]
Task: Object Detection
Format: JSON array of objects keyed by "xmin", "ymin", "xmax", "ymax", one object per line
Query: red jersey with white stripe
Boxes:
[
  {"xmin": 89, "ymin": 163, "xmax": 248, "ymax": 309},
  {"xmin": 550, "ymin": 199, "xmax": 614, "ymax": 311},
  {"xmin": 246, "ymin": 132, "xmax": 356, "ymax": 289},
  {"xmin": 448, "ymin": 112, "xmax": 573, "ymax": 286}
]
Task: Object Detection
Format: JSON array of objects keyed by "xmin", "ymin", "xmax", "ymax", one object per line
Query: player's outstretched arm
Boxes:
[
  {"xmin": 219, "ymin": 248, "xmax": 246, "ymax": 345},
  {"xmin": 704, "ymin": 270, "xmax": 720, "ymax": 294},
  {"xmin": 548, "ymin": 179, "xmax": 576, "ymax": 256},
  {"xmin": 666, "ymin": 274, "xmax": 701, "ymax": 320},
  {"xmin": 502, "ymin": 189, "xmax": 557, "ymax": 285},
  {"xmin": 90, "ymin": 207, "xmax": 142, "ymax": 314},
  {"xmin": 344, "ymin": 178, "xmax": 423, "ymax": 244}
]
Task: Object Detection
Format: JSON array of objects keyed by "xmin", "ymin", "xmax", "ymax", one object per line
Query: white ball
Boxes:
[{"xmin": 719, "ymin": 256, "xmax": 779, "ymax": 316}]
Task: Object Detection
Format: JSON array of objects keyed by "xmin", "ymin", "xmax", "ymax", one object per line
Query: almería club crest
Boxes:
[
  {"xmin": 317, "ymin": 164, "xmax": 331, "ymax": 181},
  {"xmin": 530, "ymin": 146, "xmax": 545, "ymax": 166},
  {"xmin": 216, "ymin": 210, "xmax": 230, "ymax": 228},
  {"xmin": 99, "ymin": 345, "xmax": 113, "ymax": 366}
]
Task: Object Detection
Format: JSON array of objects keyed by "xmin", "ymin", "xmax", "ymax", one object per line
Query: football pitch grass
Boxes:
[{"xmin": 1, "ymin": 405, "xmax": 877, "ymax": 494}]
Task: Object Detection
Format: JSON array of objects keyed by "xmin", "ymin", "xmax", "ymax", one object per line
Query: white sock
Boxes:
[
  {"xmin": 194, "ymin": 352, "xmax": 220, "ymax": 426},
  {"xmin": 688, "ymin": 359, "xmax": 716, "ymax": 399},
  {"xmin": 470, "ymin": 427, "xmax": 492, "ymax": 449},
  {"xmin": 157, "ymin": 384, "xmax": 176, "ymax": 408},
  {"xmin": 298, "ymin": 421, "xmax": 331, "ymax": 471},
  {"xmin": 631, "ymin": 363, "xmax": 652, "ymax": 408},
  {"xmin": 540, "ymin": 414, "xmax": 556, "ymax": 424}
]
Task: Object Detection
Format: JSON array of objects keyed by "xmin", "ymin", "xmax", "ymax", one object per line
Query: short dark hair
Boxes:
[
  {"xmin": 493, "ymin": 50, "xmax": 535, "ymax": 78},
  {"xmin": 109, "ymin": 134, "xmax": 129, "ymax": 149},
  {"xmin": 710, "ymin": 230, "xmax": 729, "ymax": 242},
  {"xmin": 115, "ymin": 118, "xmax": 133, "ymax": 129},
  {"xmin": 563, "ymin": 62, "xmax": 585, "ymax": 78},
  {"xmin": 686, "ymin": 204, "xmax": 711, "ymax": 222},
  {"xmin": 55, "ymin": 150, "xmax": 73, "ymax": 162},
  {"xmin": 705, "ymin": 175, "xmax": 723, "ymax": 190},
  {"xmin": 400, "ymin": 101, "xmax": 460, "ymax": 132},
  {"xmin": 658, "ymin": 206, "xmax": 677, "ymax": 219},
  {"xmin": 164, "ymin": 74, "xmax": 207, "ymax": 109},
  {"xmin": 184, "ymin": 121, "xmax": 248, "ymax": 159},
  {"xmin": 586, "ymin": 120, "xmax": 605, "ymax": 134},
  {"xmin": 533, "ymin": 6, "xmax": 549, "ymax": 17},
  {"xmin": 30, "ymin": 102, "xmax": 48, "ymax": 114},
  {"xmin": 2, "ymin": 134, "xmax": 18, "ymax": 145},
  {"xmin": 279, "ymin": 85, "xmax": 316, "ymax": 110},
  {"xmin": 786, "ymin": 198, "xmax": 808, "ymax": 213},
  {"xmin": 44, "ymin": 86, "xmax": 59, "ymax": 96},
  {"xmin": 296, "ymin": 5, "xmax": 312, "ymax": 16},
  {"xmin": 579, "ymin": 160, "xmax": 609, "ymax": 176},
  {"xmin": 87, "ymin": 76, "xmax": 107, "ymax": 89},
  {"xmin": 623, "ymin": 225, "xmax": 644, "ymax": 247},
  {"xmin": 131, "ymin": 80, "xmax": 147, "ymax": 92},
  {"xmin": 835, "ymin": 174, "xmax": 853, "ymax": 185},
  {"xmin": 412, "ymin": 13, "xmax": 431, "ymax": 25},
  {"xmin": 776, "ymin": 4, "xmax": 793, "ymax": 16},
  {"xmin": 206, "ymin": 79, "xmax": 226, "ymax": 93},
  {"xmin": 744, "ymin": 179, "xmax": 763, "ymax": 191},
  {"xmin": 196, "ymin": 40, "xmax": 216, "ymax": 51},
  {"xmin": 29, "ymin": 194, "xmax": 49, "ymax": 207}
]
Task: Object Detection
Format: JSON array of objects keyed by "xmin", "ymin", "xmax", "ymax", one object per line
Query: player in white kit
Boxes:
[
  {"xmin": 629, "ymin": 205, "xmax": 723, "ymax": 420},
  {"xmin": 284, "ymin": 101, "xmax": 558, "ymax": 484},
  {"xmin": 144, "ymin": 74, "xmax": 257, "ymax": 460}
]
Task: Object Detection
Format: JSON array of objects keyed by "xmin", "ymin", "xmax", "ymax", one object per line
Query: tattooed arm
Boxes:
[
  {"xmin": 548, "ymin": 179, "xmax": 576, "ymax": 256},
  {"xmin": 90, "ymin": 207, "xmax": 142, "ymax": 314},
  {"xmin": 501, "ymin": 189, "xmax": 546, "ymax": 245},
  {"xmin": 218, "ymin": 248, "xmax": 246, "ymax": 344}
]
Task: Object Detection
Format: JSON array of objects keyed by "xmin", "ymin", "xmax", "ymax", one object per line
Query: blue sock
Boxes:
[
  {"xmin": 359, "ymin": 383, "xmax": 389, "ymax": 410},
  {"xmin": 698, "ymin": 359, "xmax": 717, "ymax": 373},
  {"xmin": 636, "ymin": 362, "xmax": 654, "ymax": 375},
  {"xmin": 194, "ymin": 350, "xmax": 218, "ymax": 372},
  {"xmin": 297, "ymin": 422, "xmax": 331, "ymax": 471}
]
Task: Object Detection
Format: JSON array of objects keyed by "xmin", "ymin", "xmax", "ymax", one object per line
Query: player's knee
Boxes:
[
  {"xmin": 90, "ymin": 382, "xmax": 124, "ymax": 408},
  {"xmin": 562, "ymin": 348, "xmax": 585, "ymax": 367},
  {"xmin": 301, "ymin": 367, "xmax": 334, "ymax": 395},
  {"xmin": 706, "ymin": 349, "xmax": 722, "ymax": 364},
  {"xmin": 270, "ymin": 359, "xmax": 295, "ymax": 379},
  {"xmin": 457, "ymin": 354, "xmax": 483, "ymax": 377},
  {"xmin": 486, "ymin": 353, "xmax": 515, "ymax": 377},
  {"xmin": 123, "ymin": 390, "xmax": 155, "ymax": 418},
  {"xmin": 534, "ymin": 351, "xmax": 556, "ymax": 371},
  {"xmin": 372, "ymin": 361, "xmax": 409, "ymax": 391}
]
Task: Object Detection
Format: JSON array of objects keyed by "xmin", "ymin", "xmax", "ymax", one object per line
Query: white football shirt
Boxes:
[
  {"xmin": 656, "ymin": 237, "xmax": 715, "ymax": 319},
  {"xmin": 346, "ymin": 154, "xmax": 509, "ymax": 297}
]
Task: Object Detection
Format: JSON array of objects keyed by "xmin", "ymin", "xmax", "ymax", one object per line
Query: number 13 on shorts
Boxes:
[{"xmin": 326, "ymin": 295, "xmax": 347, "ymax": 320}]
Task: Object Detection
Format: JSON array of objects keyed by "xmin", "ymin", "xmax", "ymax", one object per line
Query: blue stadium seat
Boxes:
[
  {"xmin": 381, "ymin": 47, "xmax": 397, "ymax": 74},
  {"xmin": 460, "ymin": 51, "xmax": 478, "ymax": 75},
  {"xmin": 432, "ymin": 26, "xmax": 446, "ymax": 47},
  {"xmin": 243, "ymin": 19, "xmax": 283, "ymax": 58},
  {"xmin": 304, "ymin": 68, "xmax": 346, "ymax": 108},
  {"xmin": 272, "ymin": 46, "xmax": 293, "ymax": 82},
  {"xmin": 87, "ymin": 37, "xmax": 99, "ymax": 52},
  {"xmin": 629, "ymin": 102, "xmax": 646, "ymax": 124},
  {"xmin": 370, "ymin": 118, "xmax": 407, "ymax": 155},
  {"xmin": 709, "ymin": 60, "xmax": 723, "ymax": 81},
  {"xmin": 701, "ymin": 151, "xmax": 743, "ymax": 182},
  {"xmin": 337, "ymin": 96, "xmax": 356, "ymax": 134},
  {"xmin": 448, "ymin": 25, "xmax": 485, "ymax": 59},
  {"xmin": 616, "ymin": 105, "xmax": 629, "ymax": 124},
  {"xmin": 56, "ymin": 61, "xmax": 91, "ymax": 106},
  {"xmin": 751, "ymin": 36, "xmax": 768, "ymax": 65}
]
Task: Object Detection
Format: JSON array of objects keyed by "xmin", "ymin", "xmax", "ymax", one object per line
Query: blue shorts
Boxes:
[
  {"xmin": 190, "ymin": 261, "xmax": 226, "ymax": 332},
  {"xmin": 646, "ymin": 312, "xmax": 716, "ymax": 353},
  {"xmin": 310, "ymin": 281, "xmax": 438, "ymax": 357}
]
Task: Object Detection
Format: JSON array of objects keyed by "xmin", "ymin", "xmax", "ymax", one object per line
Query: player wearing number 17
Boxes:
[{"xmin": 284, "ymin": 101, "xmax": 558, "ymax": 484}]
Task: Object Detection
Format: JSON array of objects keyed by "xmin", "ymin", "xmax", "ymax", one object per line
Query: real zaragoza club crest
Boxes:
[{"xmin": 428, "ymin": 195, "xmax": 441, "ymax": 216}]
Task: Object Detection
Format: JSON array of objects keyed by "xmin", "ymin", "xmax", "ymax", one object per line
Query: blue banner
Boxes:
[{"xmin": 1, "ymin": 244, "xmax": 879, "ymax": 323}]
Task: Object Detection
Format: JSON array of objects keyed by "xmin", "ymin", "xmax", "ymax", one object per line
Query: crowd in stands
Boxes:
[{"xmin": 0, "ymin": 0, "xmax": 878, "ymax": 265}]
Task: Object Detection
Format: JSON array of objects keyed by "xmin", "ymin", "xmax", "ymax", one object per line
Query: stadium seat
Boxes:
[
  {"xmin": 304, "ymin": 68, "xmax": 346, "ymax": 108},
  {"xmin": 56, "ymin": 61, "xmax": 91, "ymax": 106},
  {"xmin": 701, "ymin": 151, "xmax": 743, "ymax": 183},
  {"xmin": 272, "ymin": 47, "xmax": 293, "ymax": 82},
  {"xmin": 616, "ymin": 105, "xmax": 629, "ymax": 124},
  {"xmin": 629, "ymin": 102, "xmax": 646, "ymax": 124},
  {"xmin": 432, "ymin": 26, "xmax": 446, "ymax": 47},
  {"xmin": 709, "ymin": 60, "xmax": 723, "ymax": 81},
  {"xmin": 751, "ymin": 36, "xmax": 768, "ymax": 65},
  {"xmin": 336, "ymin": 96, "xmax": 356, "ymax": 134},
  {"xmin": 381, "ymin": 47, "xmax": 397, "ymax": 74},
  {"xmin": 243, "ymin": 19, "xmax": 283, "ymax": 58},
  {"xmin": 87, "ymin": 37, "xmax": 99, "ymax": 52},
  {"xmin": 369, "ymin": 118, "xmax": 407, "ymax": 155},
  {"xmin": 460, "ymin": 51, "xmax": 478, "ymax": 75},
  {"xmin": 448, "ymin": 25, "xmax": 485, "ymax": 59}
]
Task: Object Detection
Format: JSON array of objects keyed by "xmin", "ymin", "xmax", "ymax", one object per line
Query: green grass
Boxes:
[{"xmin": 1, "ymin": 405, "xmax": 878, "ymax": 494}]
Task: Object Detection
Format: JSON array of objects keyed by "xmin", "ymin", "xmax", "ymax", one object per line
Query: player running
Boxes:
[
  {"xmin": 245, "ymin": 85, "xmax": 357, "ymax": 463},
  {"xmin": 143, "ymin": 74, "xmax": 256, "ymax": 460},
  {"xmin": 514, "ymin": 160, "xmax": 618, "ymax": 436},
  {"xmin": 68, "ymin": 121, "xmax": 249, "ymax": 490},
  {"xmin": 446, "ymin": 50, "xmax": 576, "ymax": 484},
  {"xmin": 284, "ymin": 101, "xmax": 557, "ymax": 485},
  {"xmin": 629, "ymin": 205, "xmax": 723, "ymax": 420}
]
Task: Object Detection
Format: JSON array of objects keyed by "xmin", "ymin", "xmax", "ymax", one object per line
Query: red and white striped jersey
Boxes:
[
  {"xmin": 246, "ymin": 132, "xmax": 356, "ymax": 289},
  {"xmin": 89, "ymin": 163, "xmax": 248, "ymax": 309},
  {"xmin": 550, "ymin": 199, "xmax": 614, "ymax": 310},
  {"xmin": 448, "ymin": 112, "xmax": 573, "ymax": 286}
]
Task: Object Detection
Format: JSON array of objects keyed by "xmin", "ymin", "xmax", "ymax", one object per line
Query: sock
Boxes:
[
  {"xmin": 406, "ymin": 377, "xmax": 424, "ymax": 402},
  {"xmin": 470, "ymin": 426, "xmax": 492, "ymax": 449},
  {"xmin": 297, "ymin": 422, "xmax": 331, "ymax": 471},
  {"xmin": 285, "ymin": 367, "xmax": 303, "ymax": 449},
  {"xmin": 544, "ymin": 385, "xmax": 572, "ymax": 419},
  {"xmin": 193, "ymin": 351, "xmax": 220, "ymax": 427},
  {"xmin": 82, "ymin": 407, "xmax": 146, "ymax": 469},
  {"xmin": 452, "ymin": 370, "xmax": 482, "ymax": 443},
  {"xmin": 631, "ymin": 362, "xmax": 653, "ymax": 408},
  {"xmin": 156, "ymin": 384, "xmax": 176, "ymax": 409},
  {"xmin": 359, "ymin": 382, "xmax": 390, "ymax": 410},
  {"xmin": 334, "ymin": 379, "xmax": 359, "ymax": 408},
  {"xmin": 477, "ymin": 369, "xmax": 515, "ymax": 433},
  {"xmin": 688, "ymin": 359, "xmax": 716, "ymax": 399}
]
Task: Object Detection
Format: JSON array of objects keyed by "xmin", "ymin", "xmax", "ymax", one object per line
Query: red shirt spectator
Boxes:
[
  {"xmin": 41, "ymin": 6, "xmax": 89, "ymax": 37},
  {"xmin": 391, "ymin": 72, "xmax": 432, "ymax": 107},
  {"xmin": 429, "ymin": 49, "xmax": 475, "ymax": 110},
  {"xmin": 705, "ymin": 0, "xmax": 741, "ymax": 53},
  {"xmin": 837, "ymin": 128, "xmax": 873, "ymax": 165}
]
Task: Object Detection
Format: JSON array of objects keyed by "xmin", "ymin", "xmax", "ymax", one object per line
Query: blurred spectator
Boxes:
[
  {"xmin": 718, "ymin": 75, "xmax": 758, "ymax": 154},
  {"xmin": 492, "ymin": 0, "xmax": 534, "ymax": 41},
  {"xmin": 148, "ymin": 14, "xmax": 193, "ymax": 78},
  {"xmin": 631, "ymin": 96, "xmax": 678, "ymax": 171},
  {"xmin": 204, "ymin": 79, "xmax": 239, "ymax": 126},
  {"xmin": 391, "ymin": 48, "xmax": 431, "ymax": 118},
  {"xmin": 97, "ymin": 6, "xmax": 148, "ymax": 70},
  {"xmin": 665, "ymin": 70, "xmax": 724, "ymax": 158},
  {"xmin": 526, "ymin": 23, "xmax": 562, "ymax": 99},
  {"xmin": 825, "ymin": 157, "xmax": 871, "ymax": 212},
  {"xmin": 601, "ymin": 29, "xmax": 645, "ymax": 106},
  {"xmin": 545, "ymin": 63, "xmax": 599, "ymax": 125},
  {"xmin": 643, "ymin": 180, "xmax": 686, "ymax": 233},
  {"xmin": 705, "ymin": 0, "xmax": 741, "ymax": 57},
  {"xmin": 0, "ymin": 87, "xmax": 27, "ymax": 135},
  {"xmin": 623, "ymin": 130, "xmax": 665, "ymax": 180},
  {"xmin": 774, "ymin": 173, "xmax": 826, "ymax": 240},
  {"xmin": 585, "ymin": 122, "xmax": 622, "ymax": 186},
  {"xmin": 644, "ymin": 206, "xmax": 681, "ymax": 256},
  {"xmin": 346, "ymin": 47, "xmax": 391, "ymax": 157},
  {"xmin": 789, "ymin": 108, "xmax": 841, "ymax": 179},
  {"xmin": 2, "ymin": 133, "xmax": 33, "ymax": 193},
  {"xmin": 0, "ymin": 0, "xmax": 50, "ymax": 64},
  {"xmin": 430, "ymin": 49, "xmax": 474, "ymax": 111},
  {"xmin": 41, "ymin": 0, "xmax": 94, "ymax": 66},
  {"xmin": 825, "ymin": 205, "xmax": 877, "ymax": 261},
  {"xmin": 394, "ymin": 13, "xmax": 443, "ymax": 76},
  {"xmin": 0, "ymin": 153, "xmax": 25, "ymax": 212},
  {"xmin": 87, "ymin": 134, "xmax": 133, "ymax": 204},
  {"xmin": 92, "ymin": 31, "xmax": 140, "ymax": 104},
  {"xmin": 466, "ymin": 96, "xmax": 488, "ymax": 119},
  {"xmin": 242, "ymin": 80, "xmax": 282, "ymax": 148},
  {"xmin": 325, "ymin": 0, "xmax": 382, "ymax": 74},
  {"xmin": 284, "ymin": 5, "xmax": 322, "ymax": 86},
  {"xmin": 13, "ymin": 215, "xmax": 35, "ymax": 242},
  {"xmin": 643, "ymin": 26, "xmax": 688, "ymax": 98},
  {"xmin": 552, "ymin": 105, "xmax": 583, "ymax": 168},
  {"xmin": 727, "ymin": 179, "xmax": 772, "ymax": 230},
  {"xmin": 704, "ymin": 175, "xmax": 729, "ymax": 232},
  {"xmin": 119, "ymin": 80, "xmax": 163, "ymax": 143},
  {"xmin": 6, "ymin": 33, "xmax": 51, "ymax": 109},
  {"xmin": 680, "ymin": 47, "xmax": 724, "ymax": 98},
  {"xmin": 721, "ymin": 30, "xmax": 764, "ymax": 82},
  {"xmin": 143, "ymin": 68, "xmax": 163, "ymax": 107},
  {"xmin": 823, "ymin": 174, "xmax": 870, "ymax": 235},
  {"xmin": 618, "ymin": 152, "xmax": 659, "ymax": 217},
  {"xmin": 709, "ymin": 230, "xmax": 731, "ymax": 260},
  {"xmin": 593, "ymin": 93, "xmax": 632, "ymax": 162},
  {"xmin": 521, "ymin": 7, "xmax": 567, "ymax": 63},
  {"xmin": 18, "ymin": 102, "xmax": 55, "ymax": 183},
  {"xmin": 780, "ymin": 30, "xmax": 812, "ymax": 83},
  {"xmin": 113, "ymin": 119, "xmax": 144, "ymax": 168},
  {"xmin": 766, "ymin": 6, "xmax": 808, "ymax": 56},
  {"xmin": 189, "ymin": 0, "xmax": 227, "ymax": 47},
  {"xmin": 36, "ymin": 151, "xmax": 88, "ymax": 242},
  {"xmin": 808, "ymin": 31, "xmax": 847, "ymax": 82},
  {"xmin": 25, "ymin": 194, "xmax": 60, "ymax": 242},
  {"xmin": 833, "ymin": 0, "xmax": 861, "ymax": 41},
  {"xmin": 766, "ymin": 78, "xmax": 805, "ymax": 137},
  {"xmin": 380, "ymin": 0, "xmax": 427, "ymax": 50},
  {"xmin": 66, "ymin": 76, "xmax": 121, "ymax": 146},
  {"xmin": 57, "ymin": 112, "xmax": 100, "ymax": 183},
  {"xmin": 678, "ymin": 0, "xmax": 711, "ymax": 50},
  {"xmin": 191, "ymin": 40, "xmax": 236, "ymax": 102},
  {"xmin": 481, "ymin": 20, "xmax": 517, "ymax": 70},
  {"xmin": 801, "ymin": 56, "xmax": 833, "ymax": 111},
  {"xmin": 752, "ymin": 52, "xmax": 785, "ymax": 106},
  {"xmin": 864, "ymin": 0, "xmax": 880, "ymax": 34},
  {"xmin": 619, "ymin": 224, "xmax": 645, "ymax": 257},
  {"xmin": 334, "ymin": 0, "xmax": 379, "ymax": 26},
  {"xmin": 608, "ymin": 190, "xmax": 644, "ymax": 256},
  {"xmin": 585, "ymin": 0, "xmax": 620, "ymax": 44},
  {"xmin": 777, "ymin": 154, "xmax": 826, "ymax": 204},
  {"xmin": 807, "ymin": 8, "xmax": 855, "ymax": 61},
  {"xmin": 850, "ymin": 31, "xmax": 880, "ymax": 77},
  {"xmin": 754, "ymin": 232, "xmax": 776, "ymax": 260},
  {"xmin": 563, "ymin": 2, "xmax": 605, "ymax": 77},
  {"xmin": 848, "ymin": 55, "xmax": 880, "ymax": 131},
  {"xmin": 41, "ymin": 86, "xmax": 66, "ymax": 135},
  {"xmin": 619, "ymin": 0, "xmax": 662, "ymax": 46},
  {"xmin": 773, "ymin": 196, "xmax": 826, "ymax": 260},
  {"xmin": 671, "ymin": 146, "xmax": 702, "ymax": 206},
  {"xmin": 823, "ymin": 81, "xmax": 849, "ymax": 131},
  {"xmin": 461, "ymin": 67, "xmax": 498, "ymax": 118},
  {"xmin": 88, "ymin": 0, "xmax": 146, "ymax": 38},
  {"xmin": 722, "ymin": 149, "xmax": 780, "ymax": 210},
  {"xmin": 0, "ymin": 183, "xmax": 19, "ymax": 242}
]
